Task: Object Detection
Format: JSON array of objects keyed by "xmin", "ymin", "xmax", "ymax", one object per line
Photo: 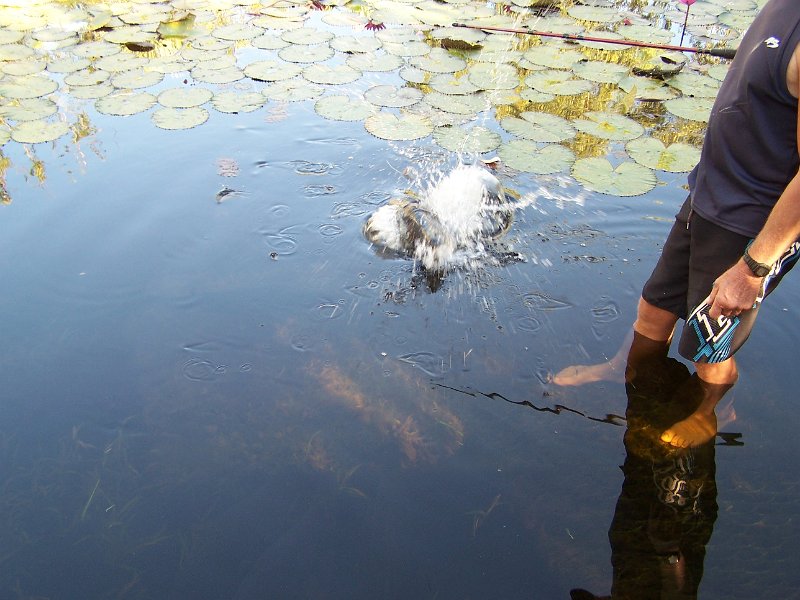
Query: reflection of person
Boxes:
[
  {"xmin": 556, "ymin": 0, "xmax": 800, "ymax": 448},
  {"xmin": 570, "ymin": 332, "xmax": 718, "ymax": 600}
]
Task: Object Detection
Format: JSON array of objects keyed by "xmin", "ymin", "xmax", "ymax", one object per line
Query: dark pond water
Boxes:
[{"xmin": 2, "ymin": 11, "xmax": 800, "ymax": 600}]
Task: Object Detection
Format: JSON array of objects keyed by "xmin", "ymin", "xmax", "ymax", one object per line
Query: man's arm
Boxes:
[{"xmin": 707, "ymin": 44, "xmax": 800, "ymax": 319}]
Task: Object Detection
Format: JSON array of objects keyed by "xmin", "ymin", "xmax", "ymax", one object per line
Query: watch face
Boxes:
[{"xmin": 744, "ymin": 251, "xmax": 770, "ymax": 277}]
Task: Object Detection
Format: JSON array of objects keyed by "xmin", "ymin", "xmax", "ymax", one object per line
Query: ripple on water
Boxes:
[
  {"xmin": 261, "ymin": 226, "xmax": 298, "ymax": 255},
  {"xmin": 183, "ymin": 358, "xmax": 226, "ymax": 381},
  {"xmin": 290, "ymin": 160, "xmax": 342, "ymax": 176},
  {"xmin": 305, "ymin": 184, "xmax": 338, "ymax": 197},
  {"xmin": 331, "ymin": 201, "xmax": 368, "ymax": 218},
  {"xmin": 522, "ymin": 291, "xmax": 573, "ymax": 311},
  {"xmin": 398, "ymin": 351, "xmax": 449, "ymax": 378},
  {"xmin": 318, "ymin": 223, "xmax": 343, "ymax": 238},
  {"xmin": 514, "ymin": 315, "xmax": 543, "ymax": 333}
]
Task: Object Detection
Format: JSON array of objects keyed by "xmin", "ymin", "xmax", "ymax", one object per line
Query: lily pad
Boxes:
[
  {"xmin": 0, "ymin": 75, "xmax": 58, "ymax": 99},
  {"xmin": 617, "ymin": 75, "xmax": 677, "ymax": 101},
  {"xmin": 432, "ymin": 124, "xmax": 502, "ymax": 153},
  {"xmin": 498, "ymin": 140, "xmax": 575, "ymax": 174},
  {"xmin": 663, "ymin": 97, "xmax": 715, "ymax": 122},
  {"xmin": 11, "ymin": 119, "xmax": 70, "ymax": 144},
  {"xmin": 111, "ymin": 69, "xmax": 164, "ymax": 90},
  {"xmin": 303, "ymin": 64, "xmax": 362, "ymax": 85},
  {"xmin": 409, "ymin": 48, "xmax": 467, "ymax": 73},
  {"xmin": 572, "ymin": 157, "xmax": 656, "ymax": 196},
  {"xmin": 70, "ymin": 83, "xmax": 115, "ymax": 99},
  {"xmin": 251, "ymin": 33, "xmax": 290, "ymax": 50},
  {"xmin": 0, "ymin": 97, "xmax": 58, "ymax": 122},
  {"xmin": 330, "ymin": 36, "xmax": 382, "ymax": 53},
  {"xmin": 501, "ymin": 111, "xmax": 576, "ymax": 143},
  {"xmin": 567, "ymin": 5, "xmax": 623, "ymax": 23},
  {"xmin": 572, "ymin": 111, "xmax": 644, "ymax": 141},
  {"xmin": 347, "ymin": 52, "xmax": 405, "ymax": 72},
  {"xmin": 523, "ymin": 45, "xmax": 585, "ymax": 70},
  {"xmin": 424, "ymin": 90, "xmax": 486, "ymax": 115},
  {"xmin": 191, "ymin": 66, "xmax": 245, "ymax": 84},
  {"xmin": 244, "ymin": 60, "xmax": 304, "ymax": 82},
  {"xmin": 364, "ymin": 84, "xmax": 423, "ymax": 108},
  {"xmin": 572, "ymin": 60, "xmax": 628, "ymax": 84},
  {"xmin": 212, "ymin": 23, "xmax": 263, "ymax": 41},
  {"xmin": 95, "ymin": 54, "xmax": 148, "ymax": 73},
  {"xmin": 314, "ymin": 95, "xmax": 376, "ymax": 121},
  {"xmin": 666, "ymin": 72, "xmax": 721, "ymax": 98},
  {"xmin": 151, "ymin": 107, "xmax": 209, "ymax": 130},
  {"xmin": 71, "ymin": 40, "xmax": 121, "ymax": 59},
  {"xmin": 278, "ymin": 44, "xmax": 335, "ymax": 64},
  {"xmin": 364, "ymin": 111, "xmax": 434, "ymax": 140},
  {"xmin": 383, "ymin": 40, "xmax": 432, "ymax": 58},
  {"xmin": 157, "ymin": 87, "xmax": 213, "ymax": 108},
  {"xmin": 95, "ymin": 91, "xmax": 157, "ymax": 116},
  {"xmin": 46, "ymin": 57, "xmax": 91, "ymax": 73},
  {"xmin": 626, "ymin": 137, "xmax": 702, "ymax": 173},
  {"xmin": 3, "ymin": 59, "xmax": 47, "ymax": 77},
  {"xmin": 211, "ymin": 91, "xmax": 266, "ymax": 114},
  {"xmin": 429, "ymin": 73, "xmax": 480, "ymax": 95},
  {"xmin": 467, "ymin": 62, "xmax": 519, "ymax": 90},
  {"xmin": 281, "ymin": 27, "xmax": 334, "ymax": 45},
  {"xmin": 525, "ymin": 70, "xmax": 594, "ymax": 96},
  {"xmin": 262, "ymin": 80, "xmax": 324, "ymax": 102}
]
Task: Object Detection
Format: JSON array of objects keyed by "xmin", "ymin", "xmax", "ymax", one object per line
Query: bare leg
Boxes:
[
  {"xmin": 660, "ymin": 359, "xmax": 737, "ymax": 448},
  {"xmin": 553, "ymin": 297, "xmax": 678, "ymax": 386}
]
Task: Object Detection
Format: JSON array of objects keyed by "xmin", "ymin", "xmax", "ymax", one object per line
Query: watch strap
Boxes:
[{"xmin": 743, "ymin": 247, "xmax": 771, "ymax": 277}]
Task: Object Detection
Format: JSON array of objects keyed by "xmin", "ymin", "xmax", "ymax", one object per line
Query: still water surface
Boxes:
[{"xmin": 2, "ymin": 10, "xmax": 800, "ymax": 600}]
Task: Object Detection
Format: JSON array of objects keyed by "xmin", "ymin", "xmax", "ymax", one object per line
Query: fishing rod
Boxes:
[{"xmin": 451, "ymin": 22, "xmax": 737, "ymax": 59}]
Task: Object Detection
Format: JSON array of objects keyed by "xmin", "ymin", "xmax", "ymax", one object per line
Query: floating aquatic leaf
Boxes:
[
  {"xmin": 409, "ymin": 48, "xmax": 467, "ymax": 74},
  {"xmin": 278, "ymin": 44, "xmax": 335, "ymax": 64},
  {"xmin": 500, "ymin": 111, "xmax": 575, "ymax": 143},
  {"xmin": 617, "ymin": 75, "xmax": 677, "ymax": 101},
  {"xmin": 620, "ymin": 23, "xmax": 673, "ymax": 44},
  {"xmin": 632, "ymin": 51, "xmax": 686, "ymax": 77},
  {"xmin": 263, "ymin": 79, "xmax": 324, "ymax": 102},
  {"xmin": 666, "ymin": 72, "xmax": 721, "ymax": 98},
  {"xmin": 71, "ymin": 40, "xmax": 122, "ymax": 59},
  {"xmin": 424, "ymin": 90, "xmax": 485, "ymax": 115},
  {"xmin": 0, "ymin": 97, "xmax": 58, "ymax": 122},
  {"xmin": 399, "ymin": 66, "xmax": 428, "ymax": 84},
  {"xmin": 467, "ymin": 62, "xmax": 519, "ymax": 90},
  {"xmin": 428, "ymin": 73, "xmax": 480, "ymax": 95},
  {"xmin": 572, "ymin": 157, "xmax": 656, "ymax": 196},
  {"xmin": 2, "ymin": 59, "xmax": 46, "ymax": 77},
  {"xmin": 347, "ymin": 52, "xmax": 404, "ymax": 72},
  {"xmin": 111, "ymin": 69, "xmax": 164, "ymax": 90},
  {"xmin": 70, "ymin": 83, "xmax": 115, "ymax": 100},
  {"xmin": 281, "ymin": 27, "xmax": 334, "ymax": 45},
  {"xmin": 330, "ymin": 35, "xmax": 382, "ymax": 53},
  {"xmin": 212, "ymin": 23, "xmax": 263, "ymax": 41},
  {"xmin": 383, "ymin": 40, "xmax": 431, "ymax": 57},
  {"xmin": 10, "ymin": 119, "xmax": 70, "ymax": 144},
  {"xmin": 64, "ymin": 69, "xmax": 110, "ymax": 87},
  {"xmin": 432, "ymin": 124, "xmax": 501, "ymax": 153},
  {"xmin": 572, "ymin": 111, "xmax": 644, "ymax": 141},
  {"xmin": 46, "ymin": 57, "xmax": 91, "ymax": 74},
  {"xmin": 498, "ymin": 140, "xmax": 575, "ymax": 174},
  {"xmin": 251, "ymin": 33, "xmax": 290, "ymax": 50},
  {"xmin": 572, "ymin": 60, "xmax": 628, "ymax": 84},
  {"xmin": 192, "ymin": 66, "xmax": 244, "ymax": 84},
  {"xmin": 145, "ymin": 57, "xmax": 196, "ymax": 74},
  {"xmin": 663, "ymin": 96, "xmax": 714, "ymax": 122},
  {"xmin": 0, "ymin": 44, "xmax": 36, "ymax": 61},
  {"xmin": 157, "ymin": 87, "xmax": 213, "ymax": 108},
  {"xmin": 151, "ymin": 106, "xmax": 209, "ymax": 130},
  {"xmin": 95, "ymin": 54, "xmax": 148, "ymax": 73},
  {"xmin": 0, "ymin": 75, "xmax": 58, "ymax": 99},
  {"xmin": 244, "ymin": 60, "xmax": 304, "ymax": 82},
  {"xmin": 364, "ymin": 84, "xmax": 423, "ymax": 108},
  {"xmin": 523, "ymin": 45, "xmax": 585, "ymax": 70},
  {"xmin": 211, "ymin": 91, "xmax": 265, "ymax": 114},
  {"xmin": 95, "ymin": 91, "xmax": 157, "ymax": 116},
  {"xmin": 520, "ymin": 88, "xmax": 556, "ymax": 103},
  {"xmin": 364, "ymin": 111, "xmax": 433, "ymax": 140},
  {"xmin": 303, "ymin": 64, "xmax": 361, "ymax": 85},
  {"xmin": 314, "ymin": 95, "xmax": 376, "ymax": 121},
  {"xmin": 525, "ymin": 70, "xmax": 594, "ymax": 96},
  {"xmin": 567, "ymin": 5, "xmax": 623, "ymax": 23},
  {"xmin": 625, "ymin": 137, "xmax": 701, "ymax": 173},
  {"xmin": 707, "ymin": 63, "xmax": 730, "ymax": 82}
]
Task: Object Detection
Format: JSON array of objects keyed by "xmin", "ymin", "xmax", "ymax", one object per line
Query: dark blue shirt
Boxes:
[{"xmin": 689, "ymin": 0, "xmax": 800, "ymax": 238}]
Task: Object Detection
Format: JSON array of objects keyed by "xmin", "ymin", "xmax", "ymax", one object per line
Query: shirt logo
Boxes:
[{"xmin": 764, "ymin": 36, "xmax": 781, "ymax": 48}]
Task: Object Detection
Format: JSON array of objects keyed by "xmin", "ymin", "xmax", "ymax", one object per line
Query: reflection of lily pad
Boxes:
[
  {"xmin": 315, "ymin": 95, "xmax": 376, "ymax": 121},
  {"xmin": 525, "ymin": 70, "xmax": 594, "ymax": 96},
  {"xmin": 151, "ymin": 107, "xmax": 209, "ymax": 130},
  {"xmin": 364, "ymin": 111, "xmax": 433, "ymax": 140},
  {"xmin": 158, "ymin": 87, "xmax": 213, "ymax": 108},
  {"xmin": 501, "ymin": 111, "xmax": 575, "ymax": 143},
  {"xmin": 96, "ymin": 91, "xmax": 156, "ymax": 116},
  {"xmin": 572, "ymin": 111, "xmax": 644, "ymax": 141},
  {"xmin": 663, "ymin": 97, "xmax": 715, "ymax": 122},
  {"xmin": 572, "ymin": 157, "xmax": 656, "ymax": 196},
  {"xmin": 364, "ymin": 84, "xmax": 423, "ymax": 108},
  {"xmin": 212, "ymin": 91, "xmax": 265, "ymax": 113},
  {"xmin": 626, "ymin": 138, "xmax": 701, "ymax": 173},
  {"xmin": 11, "ymin": 119, "xmax": 71, "ymax": 144},
  {"xmin": 498, "ymin": 140, "xmax": 575, "ymax": 174},
  {"xmin": 262, "ymin": 80, "xmax": 324, "ymax": 102},
  {"xmin": 433, "ymin": 125, "xmax": 502, "ymax": 153}
]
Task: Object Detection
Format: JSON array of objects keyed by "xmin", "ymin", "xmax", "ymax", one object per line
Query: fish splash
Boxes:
[{"xmin": 364, "ymin": 163, "xmax": 518, "ymax": 271}]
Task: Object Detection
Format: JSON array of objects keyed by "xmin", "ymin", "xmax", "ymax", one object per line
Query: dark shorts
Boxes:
[{"xmin": 642, "ymin": 197, "xmax": 799, "ymax": 363}]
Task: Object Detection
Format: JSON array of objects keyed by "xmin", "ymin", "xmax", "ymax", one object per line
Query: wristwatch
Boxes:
[{"xmin": 743, "ymin": 247, "xmax": 771, "ymax": 277}]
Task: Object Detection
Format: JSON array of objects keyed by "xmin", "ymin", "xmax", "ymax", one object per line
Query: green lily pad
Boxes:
[
  {"xmin": 145, "ymin": 57, "xmax": 196, "ymax": 74},
  {"xmin": 46, "ymin": 57, "xmax": 91, "ymax": 73},
  {"xmin": 303, "ymin": 64, "xmax": 362, "ymax": 85},
  {"xmin": 572, "ymin": 157, "xmax": 656, "ymax": 196},
  {"xmin": 3, "ymin": 59, "xmax": 47, "ymax": 77},
  {"xmin": 346, "ymin": 52, "xmax": 404, "ymax": 72},
  {"xmin": 157, "ymin": 87, "xmax": 213, "ymax": 108},
  {"xmin": 0, "ymin": 44, "xmax": 36, "ymax": 61},
  {"xmin": 111, "ymin": 69, "xmax": 164, "ymax": 90},
  {"xmin": 663, "ymin": 96, "xmax": 715, "ymax": 122},
  {"xmin": 211, "ymin": 91, "xmax": 266, "ymax": 114},
  {"xmin": 0, "ymin": 97, "xmax": 58, "ymax": 122},
  {"xmin": 666, "ymin": 72, "xmax": 721, "ymax": 98},
  {"xmin": 64, "ymin": 69, "xmax": 110, "ymax": 87},
  {"xmin": 520, "ymin": 88, "xmax": 556, "ymax": 103},
  {"xmin": 424, "ymin": 90, "xmax": 486, "ymax": 115},
  {"xmin": 572, "ymin": 111, "xmax": 644, "ymax": 141},
  {"xmin": 71, "ymin": 40, "xmax": 121, "ymax": 59},
  {"xmin": 244, "ymin": 60, "xmax": 304, "ymax": 82},
  {"xmin": 383, "ymin": 40, "xmax": 432, "ymax": 58},
  {"xmin": 262, "ymin": 79, "xmax": 324, "ymax": 102},
  {"xmin": 191, "ymin": 65, "xmax": 244, "ymax": 84},
  {"xmin": 0, "ymin": 75, "xmax": 58, "ymax": 99},
  {"xmin": 11, "ymin": 119, "xmax": 70, "ymax": 144},
  {"xmin": 432, "ymin": 124, "xmax": 502, "ymax": 153},
  {"xmin": 151, "ymin": 107, "xmax": 209, "ymax": 130},
  {"xmin": 364, "ymin": 111, "xmax": 434, "ymax": 140},
  {"xmin": 617, "ymin": 75, "xmax": 677, "ymax": 101},
  {"xmin": 212, "ymin": 23, "xmax": 263, "ymax": 41},
  {"xmin": 428, "ymin": 73, "xmax": 480, "ymax": 95},
  {"xmin": 467, "ymin": 62, "xmax": 519, "ymax": 90},
  {"xmin": 364, "ymin": 84, "xmax": 423, "ymax": 108},
  {"xmin": 501, "ymin": 111, "xmax": 576, "ymax": 143},
  {"xmin": 707, "ymin": 63, "xmax": 730, "ymax": 82},
  {"xmin": 409, "ymin": 48, "xmax": 467, "ymax": 73},
  {"xmin": 399, "ymin": 66, "xmax": 428, "ymax": 84},
  {"xmin": 567, "ymin": 5, "xmax": 623, "ymax": 23},
  {"xmin": 278, "ymin": 44, "xmax": 335, "ymax": 64},
  {"xmin": 330, "ymin": 35, "xmax": 382, "ymax": 53},
  {"xmin": 281, "ymin": 27, "xmax": 335, "ymax": 45},
  {"xmin": 314, "ymin": 95, "xmax": 376, "ymax": 121},
  {"xmin": 251, "ymin": 33, "xmax": 290, "ymax": 50},
  {"xmin": 620, "ymin": 24, "xmax": 673, "ymax": 44},
  {"xmin": 95, "ymin": 91, "xmax": 156, "ymax": 116},
  {"xmin": 572, "ymin": 60, "xmax": 628, "ymax": 84},
  {"xmin": 95, "ymin": 54, "xmax": 148, "ymax": 73},
  {"xmin": 523, "ymin": 45, "xmax": 585, "ymax": 70},
  {"xmin": 70, "ymin": 83, "xmax": 115, "ymax": 99},
  {"xmin": 626, "ymin": 137, "xmax": 702, "ymax": 173},
  {"xmin": 498, "ymin": 140, "xmax": 575, "ymax": 174},
  {"xmin": 525, "ymin": 70, "xmax": 594, "ymax": 96}
]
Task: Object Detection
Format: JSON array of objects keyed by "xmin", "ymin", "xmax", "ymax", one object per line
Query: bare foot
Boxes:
[
  {"xmin": 552, "ymin": 361, "xmax": 625, "ymax": 386},
  {"xmin": 660, "ymin": 411, "xmax": 717, "ymax": 448}
]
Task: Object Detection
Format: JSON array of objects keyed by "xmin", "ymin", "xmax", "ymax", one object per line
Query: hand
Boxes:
[{"xmin": 706, "ymin": 260, "xmax": 763, "ymax": 319}]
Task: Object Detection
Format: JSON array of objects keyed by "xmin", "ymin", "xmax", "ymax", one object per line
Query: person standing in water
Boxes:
[{"xmin": 555, "ymin": 0, "xmax": 800, "ymax": 449}]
